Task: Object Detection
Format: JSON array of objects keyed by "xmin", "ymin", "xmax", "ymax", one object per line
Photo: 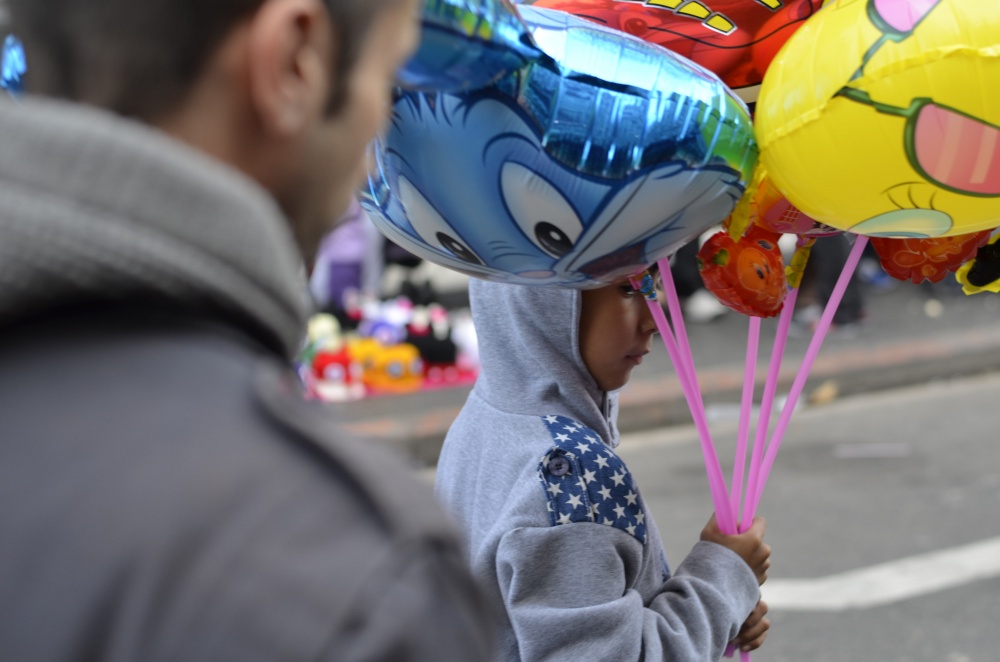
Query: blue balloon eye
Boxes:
[
  {"xmin": 437, "ymin": 232, "xmax": 483, "ymax": 266},
  {"xmin": 535, "ymin": 222, "xmax": 574, "ymax": 257},
  {"xmin": 502, "ymin": 162, "xmax": 583, "ymax": 258}
]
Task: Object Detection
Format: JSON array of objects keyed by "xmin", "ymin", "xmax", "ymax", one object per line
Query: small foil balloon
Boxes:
[
  {"xmin": 757, "ymin": 0, "xmax": 1000, "ymax": 238},
  {"xmin": 698, "ymin": 226, "xmax": 786, "ymax": 317},
  {"xmin": 956, "ymin": 234, "xmax": 1000, "ymax": 294},
  {"xmin": 870, "ymin": 230, "xmax": 991, "ymax": 284},
  {"xmin": 364, "ymin": 3, "xmax": 758, "ymax": 288},
  {"xmin": 753, "ymin": 175, "xmax": 840, "ymax": 237},
  {"xmin": 524, "ymin": 0, "xmax": 824, "ymax": 101},
  {"xmin": 1, "ymin": 35, "xmax": 27, "ymax": 96}
]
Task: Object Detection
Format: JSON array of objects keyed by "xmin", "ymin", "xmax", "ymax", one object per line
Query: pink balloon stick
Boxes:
[
  {"xmin": 631, "ymin": 277, "xmax": 736, "ymax": 535},
  {"xmin": 646, "ymin": 265, "xmax": 697, "ymax": 405},
  {"xmin": 656, "ymin": 262, "xmax": 739, "ymax": 526},
  {"xmin": 657, "ymin": 259, "xmax": 703, "ymax": 405},
  {"xmin": 731, "ymin": 316, "xmax": 761, "ymax": 520},
  {"xmin": 748, "ymin": 236, "xmax": 869, "ymax": 516},
  {"xmin": 724, "ymin": 316, "xmax": 761, "ymax": 662},
  {"xmin": 740, "ymin": 287, "xmax": 799, "ymax": 532}
]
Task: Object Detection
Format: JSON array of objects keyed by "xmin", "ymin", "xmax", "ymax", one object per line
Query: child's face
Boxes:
[{"xmin": 578, "ymin": 277, "xmax": 658, "ymax": 392}]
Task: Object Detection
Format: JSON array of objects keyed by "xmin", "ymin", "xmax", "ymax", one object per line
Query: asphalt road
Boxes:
[{"xmin": 618, "ymin": 372, "xmax": 1000, "ymax": 661}]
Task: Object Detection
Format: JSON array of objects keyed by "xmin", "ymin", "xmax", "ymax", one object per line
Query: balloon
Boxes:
[
  {"xmin": 697, "ymin": 226, "xmax": 786, "ymax": 317},
  {"xmin": 399, "ymin": 0, "xmax": 539, "ymax": 92},
  {"xmin": 364, "ymin": 4, "xmax": 757, "ymax": 288},
  {"xmin": 752, "ymin": 175, "xmax": 840, "ymax": 237},
  {"xmin": 757, "ymin": 0, "xmax": 1000, "ymax": 238},
  {"xmin": 956, "ymin": 235, "xmax": 1000, "ymax": 294},
  {"xmin": 1, "ymin": 35, "xmax": 26, "ymax": 96},
  {"xmin": 523, "ymin": 0, "xmax": 824, "ymax": 99},
  {"xmin": 870, "ymin": 230, "xmax": 991, "ymax": 284}
]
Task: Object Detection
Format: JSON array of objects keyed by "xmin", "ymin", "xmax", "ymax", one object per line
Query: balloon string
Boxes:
[
  {"xmin": 657, "ymin": 259, "xmax": 702, "ymax": 408},
  {"xmin": 631, "ymin": 272, "xmax": 736, "ymax": 535},
  {"xmin": 656, "ymin": 260, "xmax": 732, "ymax": 530},
  {"xmin": 747, "ymin": 236, "xmax": 869, "ymax": 516},
  {"xmin": 655, "ymin": 260, "xmax": 713, "ymax": 441},
  {"xmin": 739, "ymin": 286, "xmax": 799, "ymax": 532},
  {"xmin": 647, "ymin": 263, "xmax": 745, "ymax": 659},
  {"xmin": 725, "ymin": 316, "xmax": 760, "ymax": 662},
  {"xmin": 730, "ymin": 316, "xmax": 761, "ymax": 521}
]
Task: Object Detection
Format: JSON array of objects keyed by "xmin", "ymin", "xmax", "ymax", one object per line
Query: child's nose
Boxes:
[{"xmin": 638, "ymin": 298, "xmax": 658, "ymax": 335}]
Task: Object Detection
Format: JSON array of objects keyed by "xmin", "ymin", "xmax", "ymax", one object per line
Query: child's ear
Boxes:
[{"xmin": 245, "ymin": 0, "xmax": 332, "ymax": 137}]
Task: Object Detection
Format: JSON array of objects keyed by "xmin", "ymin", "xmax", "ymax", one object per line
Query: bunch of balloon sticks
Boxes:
[{"xmin": 631, "ymin": 234, "xmax": 870, "ymax": 661}]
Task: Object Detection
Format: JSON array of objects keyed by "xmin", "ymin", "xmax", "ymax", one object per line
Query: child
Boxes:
[{"xmin": 436, "ymin": 273, "xmax": 770, "ymax": 661}]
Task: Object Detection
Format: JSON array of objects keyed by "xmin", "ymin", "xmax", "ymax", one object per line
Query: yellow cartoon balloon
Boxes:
[{"xmin": 756, "ymin": 0, "xmax": 1000, "ymax": 237}]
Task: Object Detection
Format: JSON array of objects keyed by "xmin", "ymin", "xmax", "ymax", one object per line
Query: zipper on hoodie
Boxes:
[{"xmin": 602, "ymin": 391, "xmax": 611, "ymax": 430}]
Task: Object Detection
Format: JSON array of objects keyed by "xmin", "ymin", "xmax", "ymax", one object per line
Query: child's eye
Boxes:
[{"xmin": 620, "ymin": 284, "xmax": 638, "ymax": 296}]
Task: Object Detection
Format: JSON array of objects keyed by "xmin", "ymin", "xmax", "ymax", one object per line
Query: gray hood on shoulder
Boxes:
[
  {"xmin": 469, "ymin": 279, "xmax": 620, "ymax": 447},
  {"xmin": 0, "ymin": 97, "xmax": 310, "ymax": 358}
]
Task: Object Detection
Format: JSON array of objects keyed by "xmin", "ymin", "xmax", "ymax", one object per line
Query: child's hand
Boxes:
[
  {"xmin": 699, "ymin": 515, "xmax": 771, "ymax": 585},
  {"xmin": 732, "ymin": 599, "xmax": 770, "ymax": 652}
]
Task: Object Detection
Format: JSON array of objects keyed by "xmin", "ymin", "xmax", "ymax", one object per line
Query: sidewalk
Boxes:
[{"xmin": 331, "ymin": 276, "xmax": 1000, "ymax": 467}]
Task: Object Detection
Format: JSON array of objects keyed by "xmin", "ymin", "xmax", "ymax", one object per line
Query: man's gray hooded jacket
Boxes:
[{"xmin": 0, "ymin": 98, "xmax": 492, "ymax": 662}]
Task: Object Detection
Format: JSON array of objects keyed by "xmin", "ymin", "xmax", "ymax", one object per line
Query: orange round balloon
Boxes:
[{"xmin": 698, "ymin": 227, "xmax": 787, "ymax": 317}]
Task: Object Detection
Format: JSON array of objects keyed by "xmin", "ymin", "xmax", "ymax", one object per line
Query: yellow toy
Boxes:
[
  {"xmin": 757, "ymin": 0, "xmax": 1000, "ymax": 238},
  {"xmin": 347, "ymin": 338, "xmax": 424, "ymax": 394},
  {"xmin": 363, "ymin": 343, "xmax": 424, "ymax": 394}
]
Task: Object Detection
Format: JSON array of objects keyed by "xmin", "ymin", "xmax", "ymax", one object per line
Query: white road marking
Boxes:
[{"xmin": 762, "ymin": 536, "xmax": 1000, "ymax": 611}]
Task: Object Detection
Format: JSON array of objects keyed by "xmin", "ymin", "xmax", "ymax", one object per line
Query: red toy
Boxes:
[
  {"xmin": 311, "ymin": 347, "xmax": 365, "ymax": 401},
  {"xmin": 698, "ymin": 226, "xmax": 787, "ymax": 317}
]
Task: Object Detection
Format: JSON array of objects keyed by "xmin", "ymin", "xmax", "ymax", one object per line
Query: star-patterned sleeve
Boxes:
[
  {"xmin": 492, "ymin": 415, "xmax": 759, "ymax": 662},
  {"xmin": 536, "ymin": 415, "xmax": 647, "ymax": 543}
]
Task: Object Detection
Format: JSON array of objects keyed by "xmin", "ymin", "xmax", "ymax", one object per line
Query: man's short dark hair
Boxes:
[{"xmin": 8, "ymin": 0, "xmax": 400, "ymax": 120}]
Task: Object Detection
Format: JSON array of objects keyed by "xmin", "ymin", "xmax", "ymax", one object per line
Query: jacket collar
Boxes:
[{"xmin": 0, "ymin": 97, "xmax": 310, "ymax": 359}]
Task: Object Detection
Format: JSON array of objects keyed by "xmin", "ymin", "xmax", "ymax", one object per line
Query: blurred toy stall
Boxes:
[{"xmin": 300, "ymin": 200, "xmax": 479, "ymax": 401}]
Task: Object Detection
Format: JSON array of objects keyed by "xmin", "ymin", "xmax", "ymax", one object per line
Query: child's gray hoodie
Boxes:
[{"xmin": 436, "ymin": 279, "xmax": 759, "ymax": 662}]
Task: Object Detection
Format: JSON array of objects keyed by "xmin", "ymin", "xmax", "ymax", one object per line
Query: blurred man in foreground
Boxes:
[{"xmin": 0, "ymin": 0, "xmax": 493, "ymax": 659}]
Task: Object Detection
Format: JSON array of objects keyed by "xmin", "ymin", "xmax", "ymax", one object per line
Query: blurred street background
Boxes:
[{"xmin": 337, "ymin": 254, "xmax": 1000, "ymax": 467}]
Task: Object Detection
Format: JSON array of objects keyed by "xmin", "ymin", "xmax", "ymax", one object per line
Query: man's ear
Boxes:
[{"xmin": 245, "ymin": 0, "xmax": 333, "ymax": 136}]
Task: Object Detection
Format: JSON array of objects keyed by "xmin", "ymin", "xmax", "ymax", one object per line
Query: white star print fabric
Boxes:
[{"xmin": 537, "ymin": 414, "xmax": 647, "ymax": 544}]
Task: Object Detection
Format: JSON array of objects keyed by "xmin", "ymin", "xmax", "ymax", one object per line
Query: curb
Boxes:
[{"xmin": 339, "ymin": 325, "xmax": 1000, "ymax": 467}]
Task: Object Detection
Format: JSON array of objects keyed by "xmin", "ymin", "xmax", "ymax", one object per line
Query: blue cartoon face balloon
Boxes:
[
  {"xmin": 363, "ymin": 2, "xmax": 757, "ymax": 288},
  {"xmin": 397, "ymin": 0, "xmax": 539, "ymax": 92}
]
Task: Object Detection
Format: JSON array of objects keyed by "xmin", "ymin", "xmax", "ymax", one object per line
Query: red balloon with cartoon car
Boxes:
[{"xmin": 525, "ymin": 0, "xmax": 825, "ymax": 98}]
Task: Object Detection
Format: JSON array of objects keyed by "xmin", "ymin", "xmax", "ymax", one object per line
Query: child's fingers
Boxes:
[
  {"xmin": 744, "ymin": 516, "xmax": 767, "ymax": 538},
  {"xmin": 736, "ymin": 626, "xmax": 769, "ymax": 652},
  {"xmin": 737, "ymin": 601, "xmax": 768, "ymax": 634},
  {"xmin": 743, "ymin": 600, "xmax": 767, "ymax": 625},
  {"xmin": 735, "ymin": 608, "xmax": 770, "ymax": 652},
  {"xmin": 754, "ymin": 546, "xmax": 772, "ymax": 584}
]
